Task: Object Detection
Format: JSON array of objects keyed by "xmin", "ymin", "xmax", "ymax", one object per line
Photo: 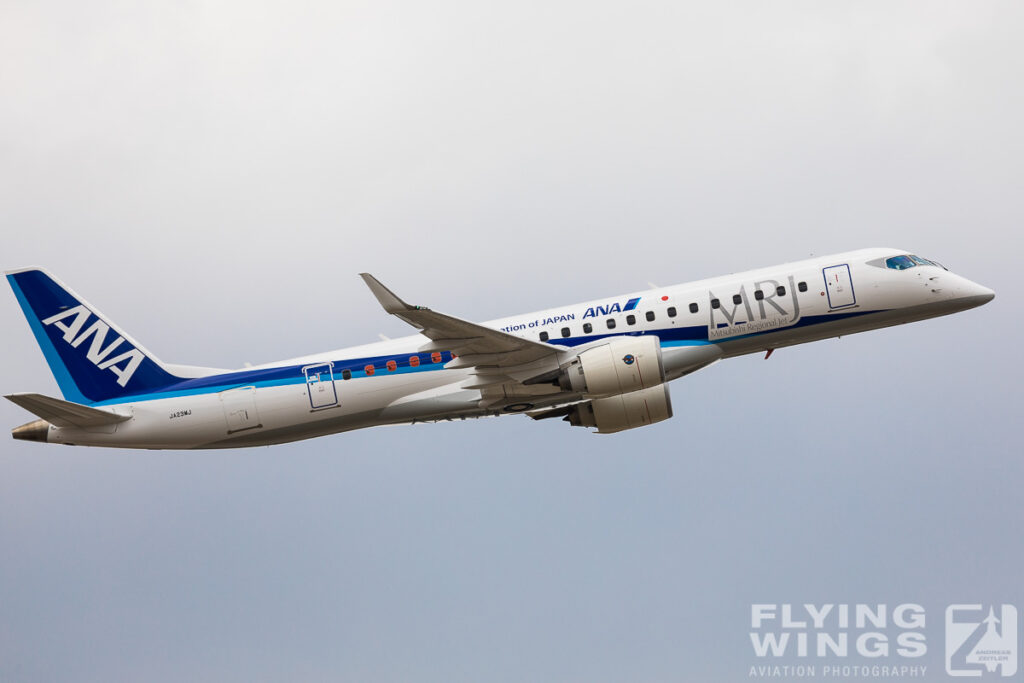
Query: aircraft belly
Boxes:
[{"xmin": 714, "ymin": 298, "xmax": 981, "ymax": 359}]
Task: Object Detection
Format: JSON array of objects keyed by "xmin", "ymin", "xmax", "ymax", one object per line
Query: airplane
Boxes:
[{"xmin": 4, "ymin": 248, "xmax": 994, "ymax": 449}]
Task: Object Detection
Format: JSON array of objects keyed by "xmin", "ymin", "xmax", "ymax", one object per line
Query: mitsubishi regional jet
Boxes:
[{"xmin": 5, "ymin": 248, "xmax": 994, "ymax": 448}]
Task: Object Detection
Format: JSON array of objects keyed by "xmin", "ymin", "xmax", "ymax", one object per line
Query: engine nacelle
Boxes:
[
  {"xmin": 565, "ymin": 384, "xmax": 673, "ymax": 434},
  {"xmin": 558, "ymin": 336, "xmax": 665, "ymax": 398}
]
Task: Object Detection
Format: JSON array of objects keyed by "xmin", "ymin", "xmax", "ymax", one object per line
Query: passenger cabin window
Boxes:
[
  {"xmin": 776, "ymin": 285, "xmax": 786, "ymax": 296},
  {"xmin": 711, "ymin": 299, "xmax": 720, "ymax": 309},
  {"xmin": 754, "ymin": 290, "xmax": 764, "ymax": 301},
  {"xmin": 342, "ymin": 369, "xmax": 352, "ymax": 380},
  {"xmin": 386, "ymin": 360, "xmax": 397, "ymax": 372},
  {"xmin": 732, "ymin": 294, "xmax": 742, "ymax": 305},
  {"xmin": 409, "ymin": 355, "xmax": 420, "ymax": 367},
  {"xmin": 431, "ymin": 352, "xmax": 442, "ymax": 363},
  {"xmin": 606, "ymin": 318, "xmax": 616, "ymax": 329},
  {"xmin": 365, "ymin": 364, "xmax": 375, "ymax": 376},
  {"xmin": 798, "ymin": 281, "xmax": 807, "ymax": 292},
  {"xmin": 689, "ymin": 302, "xmax": 698, "ymax": 314},
  {"xmin": 626, "ymin": 314, "xmax": 636, "ymax": 325},
  {"xmin": 646, "ymin": 311, "xmax": 655, "ymax": 322},
  {"xmin": 539, "ymin": 331, "xmax": 549, "ymax": 342},
  {"xmin": 583, "ymin": 322, "xmax": 592, "ymax": 333},
  {"xmin": 667, "ymin": 307, "xmax": 677, "ymax": 318},
  {"xmin": 561, "ymin": 327, "xmax": 570, "ymax": 338}
]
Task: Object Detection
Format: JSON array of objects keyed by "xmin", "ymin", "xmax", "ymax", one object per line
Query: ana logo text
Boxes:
[
  {"xmin": 42, "ymin": 305, "xmax": 145, "ymax": 387},
  {"xmin": 582, "ymin": 297, "xmax": 640, "ymax": 319}
]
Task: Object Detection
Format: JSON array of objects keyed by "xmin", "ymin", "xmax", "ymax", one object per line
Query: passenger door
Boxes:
[
  {"xmin": 822, "ymin": 264, "xmax": 856, "ymax": 309},
  {"xmin": 303, "ymin": 362, "xmax": 339, "ymax": 410}
]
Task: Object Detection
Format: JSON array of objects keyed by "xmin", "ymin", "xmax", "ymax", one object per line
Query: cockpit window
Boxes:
[
  {"xmin": 886, "ymin": 255, "xmax": 916, "ymax": 270},
  {"xmin": 885, "ymin": 254, "xmax": 948, "ymax": 271}
]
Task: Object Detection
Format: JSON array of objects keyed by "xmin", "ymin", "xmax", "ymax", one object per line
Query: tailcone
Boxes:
[{"xmin": 12, "ymin": 419, "xmax": 50, "ymax": 442}]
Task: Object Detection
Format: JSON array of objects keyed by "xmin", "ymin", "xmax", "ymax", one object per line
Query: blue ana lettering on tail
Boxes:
[{"xmin": 42, "ymin": 305, "xmax": 145, "ymax": 387}]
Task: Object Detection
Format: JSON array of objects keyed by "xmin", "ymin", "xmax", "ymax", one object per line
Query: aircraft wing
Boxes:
[{"xmin": 360, "ymin": 274, "xmax": 561, "ymax": 378}]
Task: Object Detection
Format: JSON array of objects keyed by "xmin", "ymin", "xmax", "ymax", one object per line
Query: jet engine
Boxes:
[
  {"xmin": 557, "ymin": 336, "xmax": 665, "ymax": 398},
  {"xmin": 563, "ymin": 383, "xmax": 673, "ymax": 434}
]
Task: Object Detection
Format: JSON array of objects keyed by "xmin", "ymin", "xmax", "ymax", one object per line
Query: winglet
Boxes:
[{"xmin": 359, "ymin": 273, "xmax": 420, "ymax": 314}]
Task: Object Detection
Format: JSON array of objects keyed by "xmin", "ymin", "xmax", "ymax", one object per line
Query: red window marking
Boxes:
[
  {"xmin": 409, "ymin": 356, "xmax": 420, "ymax": 367},
  {"xmin": 386, "ymin": 360, "xmax": 397, "ymax": 372},
  {"xmin": 364, "ymin": 364, "xmax": 375, "ymax": 376},
  {"xmin": 661, "ymin": 295, "xmax": 669, "ymax": 301},
  {"xmin": 431, "ymin": 352, "xmax": 442, "ymax": 363}
]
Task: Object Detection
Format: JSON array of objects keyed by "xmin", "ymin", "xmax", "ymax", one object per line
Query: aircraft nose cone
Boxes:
[
  {"xmin": 967, "ymin": 280, "xmax": 995, "ymax": 303},
  {"xmin": 955, "ymin": 277, "xmax": 995, "ymax": 309}
]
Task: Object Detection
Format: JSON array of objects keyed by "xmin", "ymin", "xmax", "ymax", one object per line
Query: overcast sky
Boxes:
[{"xmin": 1, "ymin": 2, "xmax": 1022, "ymax": 681}]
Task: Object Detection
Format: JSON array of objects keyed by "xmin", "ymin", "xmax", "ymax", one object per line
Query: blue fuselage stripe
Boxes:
[{"xmin": 92, "ymin": 308, "xmax": 881, "ymax": 406}]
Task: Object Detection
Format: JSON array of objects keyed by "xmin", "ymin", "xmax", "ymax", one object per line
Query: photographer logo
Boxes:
[{"xmin": 946, "ymin": 605, "xmax": 1017, "ymax": 677}]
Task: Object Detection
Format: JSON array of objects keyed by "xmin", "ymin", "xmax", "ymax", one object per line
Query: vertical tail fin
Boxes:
[{"xmin": 6, "ymin": 268, "xmax": 183, "ymax": 404}]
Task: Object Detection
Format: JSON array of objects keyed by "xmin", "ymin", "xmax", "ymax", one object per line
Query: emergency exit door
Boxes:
[
  {"xmin": 304, "ymin": 362, "xmax": 338, "ymax": 410},
  {"xmin": 822, "ymin": 263, "xmax": 856, "ymax": 309}
]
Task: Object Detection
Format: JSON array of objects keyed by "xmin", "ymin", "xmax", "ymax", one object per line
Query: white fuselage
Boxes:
[{"xmin": 36, "ymin": 249, "xmax": 994, "ymax": 449}]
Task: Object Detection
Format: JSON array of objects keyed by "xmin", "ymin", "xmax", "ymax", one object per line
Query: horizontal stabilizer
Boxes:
[{"xmin": 5, "ymin": 393, "xmax": 131, "ymax": 428}]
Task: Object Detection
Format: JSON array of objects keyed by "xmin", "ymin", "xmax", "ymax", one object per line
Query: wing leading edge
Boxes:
[{"xmin": 359, "ymin": 274, "xmax": 561, "ymax": 376}]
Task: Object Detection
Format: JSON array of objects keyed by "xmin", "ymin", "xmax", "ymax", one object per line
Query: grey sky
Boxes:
[{"xmin": 1, "ymin": 2, "xmax": 1022, "ymax": 681}]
